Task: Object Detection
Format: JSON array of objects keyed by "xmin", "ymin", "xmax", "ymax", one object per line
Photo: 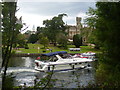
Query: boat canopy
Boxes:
[{"xmin": 42, "ymin": 51, "xmax": 67, "ymax": 56}]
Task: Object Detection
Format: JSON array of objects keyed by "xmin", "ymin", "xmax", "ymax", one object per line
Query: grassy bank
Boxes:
[{"xmin": 13, "ymin": 43, "xmax": 101, "ymax": 54}]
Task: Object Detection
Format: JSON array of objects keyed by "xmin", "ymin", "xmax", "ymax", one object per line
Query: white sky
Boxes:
[{"xmin": 15, "ymin": 1, "xmax": 96, "ymax": 32}]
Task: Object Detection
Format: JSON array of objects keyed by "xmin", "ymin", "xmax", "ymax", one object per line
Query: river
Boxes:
[{"xmin": 1, "ymin": 56, "xmax": 97, "ymax": 88}]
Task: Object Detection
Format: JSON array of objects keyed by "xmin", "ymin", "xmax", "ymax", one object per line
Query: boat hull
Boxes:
[{"xmin": 35, "ymin": 61, "xmax": 90, "ymax": 72}]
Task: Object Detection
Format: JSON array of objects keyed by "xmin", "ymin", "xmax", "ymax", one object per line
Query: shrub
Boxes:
[{"xmin": 73, "ymin": 34, "xmax": 82, "ymax": 48}]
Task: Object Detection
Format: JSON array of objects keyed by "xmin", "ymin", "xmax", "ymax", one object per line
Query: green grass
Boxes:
[
  {"xmin": 80, "ymin": 46, "xmax": 101, "ymax": 53},
  {"xmin": 14, "ymin": 43, "xmax": 101, "ymax": 54}
]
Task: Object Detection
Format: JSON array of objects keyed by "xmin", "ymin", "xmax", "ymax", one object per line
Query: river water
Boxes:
[{"xmin": 2, "ymin": 56, "xmax": 97, "ymax": 88}]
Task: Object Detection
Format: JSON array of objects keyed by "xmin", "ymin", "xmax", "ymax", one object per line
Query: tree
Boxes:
[
  {"xmin": 85, "ymin": 2, "xmax": 120, "ymax": 65},
  {"xmin": 43, "ymin": 14, "xmax": 67, "ymax": 46},
  {"xmin": 90, "ymin": 2, "xmax": 120, "ymax": 87},
  {"xmin": 1, "ymin": 1, "xmax": 22, "ymax": 89},
  {"xmin": 73, "ymin": 34, "xmax": 82, "ymax": 48},
  {"xmin": 95, "ymin": 2, "xmax": 120, "ymax": 62},
  {"xmin": 84, "ymin": 7, "xmax": 97, "ymax": 30},
  {"xmin": 39, "ymin": 33, "xmax": 49, "ymax": 49},
  {"xmin": 84, "ymin": 7, "xmax": 98, "ymax": 47},
  {"xmin": 15, "ymin": 33, "xmax": 27, "ymax": 48},
  {"xmin": 56, "ymin": 33, "xmax": 68, "ymax": 49},
  {"xmin": 28, "ymin": 34, "xmax": 38, "ymax": 44},
  {"xmin": 36, "ymin": 26, "xmax": 44, "ymax": 35},
  {"xmin": 80, "ymin": 27, "xmax": 92, "ymax": 45}
]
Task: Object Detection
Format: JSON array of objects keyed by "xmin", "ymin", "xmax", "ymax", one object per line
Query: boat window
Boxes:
[
  {"xmin": 53, "ymin": 57, "xmax": 58, "ymax": 62},
  {"xmin": 62, "ymin": 54, "xmax": 72, "ymax": 58},
  {"xmin": 75, "ymin": 63, "xmax": 77, "ymax": 65},
  {"xmin": 48, "ymin": 56, "xmax": 58, "ymax": 62}
]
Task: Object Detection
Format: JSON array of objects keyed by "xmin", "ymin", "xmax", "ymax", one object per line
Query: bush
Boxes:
[
  {"xmin": 24, "ymin": 44, "xmax": 29, "ymax": 49},
  {"xmin": 73, "ymin": 34, "xmax": 82, "ymax": 48}
]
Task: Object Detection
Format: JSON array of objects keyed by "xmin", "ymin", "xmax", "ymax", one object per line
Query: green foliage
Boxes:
[
  {"xmin": 56, "ymin": 33, "xmax": 68, "ymax": 49},
  {"xmin": 28, "ymin": 34, "xmax": 38, "ymax": 44},
  {"xmin": 92, "ymin": 2, "xmax": 120, "ymax": 87},
  {"xmin": 43, "ymin": 14, "xmax": 67, "ymax": 46},
  {"xmin": 39, "ymin": 34, "xmax": 49, "ymax": 49},
  {"xmin": 2, "ymin": 2, "xmax": 22, "ymax": 49},
  {"xmin": 84, "ymin": 2, "xmax": 120, "ymax": 87},
  {"xmin": 14, "ymin": 44, "xmax": 100, "ymax": 54},
  {"xmin": 95, "ymin": 2, "xmax": 120, "ymax": 63},
  {"xmin": 95, "ymin": 55, "xmax": 120, "ymax": 88},
  {"xmin": 73, "ymin": 34, "xmax": 82, "ymax": 48},
  {"xmin": 81, "ymin": 27, "xmax": 94, "ymax": 45},
  {"xmin": 3, "ymin": 74, "xmax": 14, "ymax": 89},
  {"xmin": 36, "ymin": 26, "xmax": 45, "ymax": 35},
  {"xmin": 24, "ymin": 44, "xmax": 29, "ymax": 49},
  {"xmin": 1, "ymin": 1, "xmax": 23, "ymax": 89},
  {"xmin": 84, "ymin": 7, "xmax": 99, "ymax": 47},
  {"xmin": 15, "ymin": 33, "xmax": 28, "ymax": 48},
  {"xmin": 85, "ymin": 7, "xmax": 97, "ymax": 29}
]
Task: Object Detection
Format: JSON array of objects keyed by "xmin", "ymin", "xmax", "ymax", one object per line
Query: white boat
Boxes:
[
  {"xmin": 72, "ymin": 52, "xmax": 96, "ymax": 59},
  {"xmin": 81, "ymin": 52, "xmax": 96, "ymax": 59},
  {"xmin": 35, "ymin": 51, "xmax": 94, "ymax": 72}
]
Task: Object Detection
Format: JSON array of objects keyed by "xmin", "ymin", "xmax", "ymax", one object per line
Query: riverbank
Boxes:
[
  {"xmin": 12, "ymin": 53, "xmax": 42, "ymax": 57},
  {"xmin": 13, "ymin": 44, "xmax": 101, "ymax": 56}
]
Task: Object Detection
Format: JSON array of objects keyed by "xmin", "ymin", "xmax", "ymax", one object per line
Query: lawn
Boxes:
[{"xmin": 14, "ymin": 43, "xmax": 101, "ymax": 54}]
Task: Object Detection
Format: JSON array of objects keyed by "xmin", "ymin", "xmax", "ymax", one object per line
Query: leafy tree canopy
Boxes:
[
  {"xmin": 43, "ymin": 14, "xmax": 67, "ymax": 45},
  {"xmin": 27, "ymin": 34, "xmax": 38, "ymax": 44},
  {"xmin": 56, "ymin": 33, "xmax": 68, "ymax": 49}
]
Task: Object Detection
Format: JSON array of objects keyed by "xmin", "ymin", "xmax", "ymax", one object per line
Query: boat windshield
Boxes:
[{"xmin": 48, "ymin": 56, "xmax": 58, "ymax": 62}]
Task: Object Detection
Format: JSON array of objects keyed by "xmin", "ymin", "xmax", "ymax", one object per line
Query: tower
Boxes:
[
  {"xmin": 32, "ymin": 25, "xmax": 35, "ymax": 31},
  {"xmin": 76, "ymin": 17, "xmax": 82, "ymax": 34},
  {"xmin": 76, "ymin": 17, "xmax": 81, "ymax": 26}
]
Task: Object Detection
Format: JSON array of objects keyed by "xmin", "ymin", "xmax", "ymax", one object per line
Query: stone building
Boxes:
[{"xmin": 66, "ymin": 17, "xmax": 82, "ymax": 40}]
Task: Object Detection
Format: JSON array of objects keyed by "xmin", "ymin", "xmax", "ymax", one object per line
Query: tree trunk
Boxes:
[{"xmin": 2, "ymin": 2, "xmax": 17, "ymax": 89}]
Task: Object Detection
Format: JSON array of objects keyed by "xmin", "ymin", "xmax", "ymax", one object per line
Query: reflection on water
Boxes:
[
  {"xmin": 5, "ymin": 57, "xmax": 97, "ymax": 88},
  {"xmin": 8, "ymin": 57, "xmax": 35, "ymax": 67},
  {"xmin": 35, "ymin": 68, "xmax": 95, "ymax": 88}
]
